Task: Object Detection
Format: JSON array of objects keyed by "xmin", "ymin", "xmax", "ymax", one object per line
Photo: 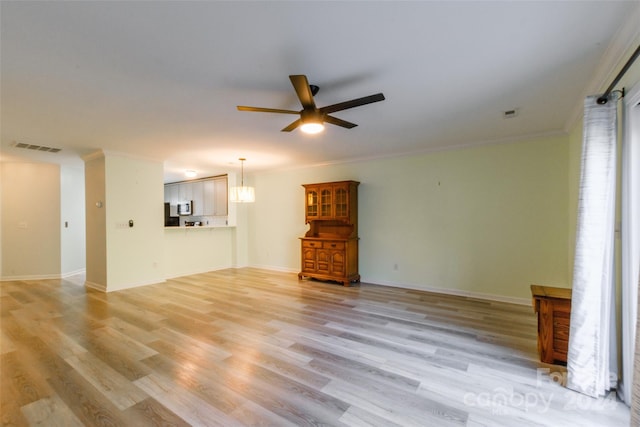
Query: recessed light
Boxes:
[{"xmin": 185, "ymin": 170, "xmax": 197, "ymax": 178}]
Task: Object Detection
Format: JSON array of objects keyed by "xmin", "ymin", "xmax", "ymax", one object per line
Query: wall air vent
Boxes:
[{"xmin": 12, "ymin": 142, "xmax": 61, "ymax": 153}]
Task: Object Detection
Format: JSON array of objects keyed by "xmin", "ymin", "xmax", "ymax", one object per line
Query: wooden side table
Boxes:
[{"xmin": 531, "ymin": 285, "xmax": 572, "ymax": 364}]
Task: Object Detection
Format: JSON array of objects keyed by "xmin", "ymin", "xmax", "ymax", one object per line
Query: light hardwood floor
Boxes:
[{"xmin": 1, "ymin": 268, "xmax": 630, "ymax": 426}]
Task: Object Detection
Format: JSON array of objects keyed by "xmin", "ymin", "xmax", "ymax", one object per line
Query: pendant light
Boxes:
[{"xmin": 229, "ymin": 158, "xmax": 255, "ymax": 203}]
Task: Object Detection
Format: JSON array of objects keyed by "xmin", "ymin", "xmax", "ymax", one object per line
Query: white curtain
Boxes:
[
  {"xmin": 632, "ymin": 268, "xmax": 640, "ymax": 423},
  {"xmin": 625, "ymin": 90, "xmax": 640, "ymax": 407},
  {"xmin": 567, "ymin": 94, "xmax": 619, "ymax": 398}
]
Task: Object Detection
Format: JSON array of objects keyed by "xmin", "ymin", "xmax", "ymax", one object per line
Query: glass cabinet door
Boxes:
[
  {"xmin": 320, "ymin": 188, "xmax": 332, "ymax": 217},
  {"xmin": 306, "ymin": 190, "xmax": 318, "ymax": 217},
  {"xmin": 335, "ymin": 187, "xmax": 348, "ymax": 218}
]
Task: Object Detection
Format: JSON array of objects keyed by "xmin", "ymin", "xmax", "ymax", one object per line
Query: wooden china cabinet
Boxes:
[{"xmin": 298, "ymin": 180, "xmax": 360, "ymax": 286}]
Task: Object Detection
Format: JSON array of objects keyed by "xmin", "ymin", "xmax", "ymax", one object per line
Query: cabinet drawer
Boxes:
[
  {"xmin": 323, "ymin": 241, "xmax": 345, "ymax": 250},
  {"xmin": 302, "ymin": 240, "xmax": 321, "ymax": 248}
]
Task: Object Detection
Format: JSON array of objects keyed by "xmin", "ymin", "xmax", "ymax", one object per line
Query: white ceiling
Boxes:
[{"xmin": 1, "ymin": 1, "xmax": 638, "ymax": 182}]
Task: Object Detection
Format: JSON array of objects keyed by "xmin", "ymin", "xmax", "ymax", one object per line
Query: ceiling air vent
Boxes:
[
  {"xmin": 13, "ymin": 142, "xmax": 62, "ymax": 153},
  {"xmin": 503, "ymin": 109, "xmax": 519, "ymax": 119}
]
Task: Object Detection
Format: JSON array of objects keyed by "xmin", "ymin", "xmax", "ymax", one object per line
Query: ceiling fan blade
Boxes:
[
  {"xmin": 289, "ymin": 75, "xmax": 317, "ymax": 110},
  {"xmin": 319, "ymin": 93, "xmax": 385, "ymax": 115},
  {"xmin": 324, "ymin": 115, "xmax": 357, "ymax": 129},
  {"xmin": 237, "ymin": 106, "xmax": 299, "ymax": 114},
  {"xmin": 281, "ymin": 118, "xmax": 302, "ymax": 132}
]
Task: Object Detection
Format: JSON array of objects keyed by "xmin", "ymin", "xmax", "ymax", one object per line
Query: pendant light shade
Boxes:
[
  {"xmin": 229, "ymin": 158, "xmax": 255, "ymax": 203},
  {"xmin": 229, "ymin": 186, "xmax": 255, "ymax": 203}
]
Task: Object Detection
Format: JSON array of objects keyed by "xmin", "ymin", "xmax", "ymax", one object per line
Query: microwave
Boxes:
[{"xmin": 177, "ymin": 201, "xmax": 192, "ymax": 216}]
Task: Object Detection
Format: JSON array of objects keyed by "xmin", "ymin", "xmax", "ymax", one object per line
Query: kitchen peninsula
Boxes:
[{"xmin": 163, "ymin": 174, "xmax": 238, "ymax": 278}]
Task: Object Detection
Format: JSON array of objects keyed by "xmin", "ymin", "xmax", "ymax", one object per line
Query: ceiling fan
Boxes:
[{"xmin": 237, "ymin": 75, "xmax": 385, "ymax": 134}]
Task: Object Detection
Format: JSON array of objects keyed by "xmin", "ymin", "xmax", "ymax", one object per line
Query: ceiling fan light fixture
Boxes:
[
  {"xmin": 300, "ymin": 110, "xmax": 325, "ymax": 134},
  {"xmin": 237, "ymin": 75, "xmax": 384, "ymax": 132},
  {"xmin": 300, "ymin": 122, "xmax": 325, "ymax": 134}
]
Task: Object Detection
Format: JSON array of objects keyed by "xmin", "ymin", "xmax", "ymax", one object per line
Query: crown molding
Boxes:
[
  {"xmin": 564, "ymin": 2, "xmax": 640, "ymax": 132},
  {"xmin": 258, "ymin": 128, "xmax": 568, "ymax": 177},
  {"xmin": 81, "ymin": 149, "xmax": 105, "ymax": 162},
  {"xmin": 81, "ymin": 148, "xmax": 163, "ymax": 164}
]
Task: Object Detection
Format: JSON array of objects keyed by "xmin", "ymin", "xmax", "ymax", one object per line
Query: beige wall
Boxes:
[
  {"xmin": 0, "ymin": 162, "xmax": 61, "ymax": 279},
  {"xmin": 84, "ymin": 154, "xmax": 107, "ymax": 287},
  {"xmin": 248, "ymin": 134, "xmax": 571, "ymax": 301},
  {"xmin": 84, "ymin": 152, "xmax": 168, "ymax": 291},
  {"xmin": 103, "ymin": 153, "xmax": 165, "ymax": 291}
]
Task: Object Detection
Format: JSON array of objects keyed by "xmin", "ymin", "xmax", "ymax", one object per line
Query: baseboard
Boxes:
[
  {"xmin": 74, "ymin": 265, "xmax": 528, "ymax": 305},
  {"xmin": 237, "ymin": 266, "xmax": 531, "ymax": 305},
  {"xmin": 246, "ymin": 264, "xmax": 299, "ymax": 274},
  {"xmin": 164, "ymin": 265, "xmax": 232, "ymax": 280},
  {"xmin": 84, "ymin": 280, "xmax": 106, "ymax": 292},
  {"xmin": 84, "ymin": 277, "xmax": 167, "ymax": 293},
  {"xmin": 1, "ymin": 273, "xmax": 64, "ymax": 281},
  {"xmin": 1, "ymin": 268, "xmax": 87, "ymax": 282},
  {"xmin": 62, "ymin": 268, "xmax": 86, "ymax": 278},
  {"xmin": 362, "ymin": 277, "xmax": 531, "ymax": 306}
]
